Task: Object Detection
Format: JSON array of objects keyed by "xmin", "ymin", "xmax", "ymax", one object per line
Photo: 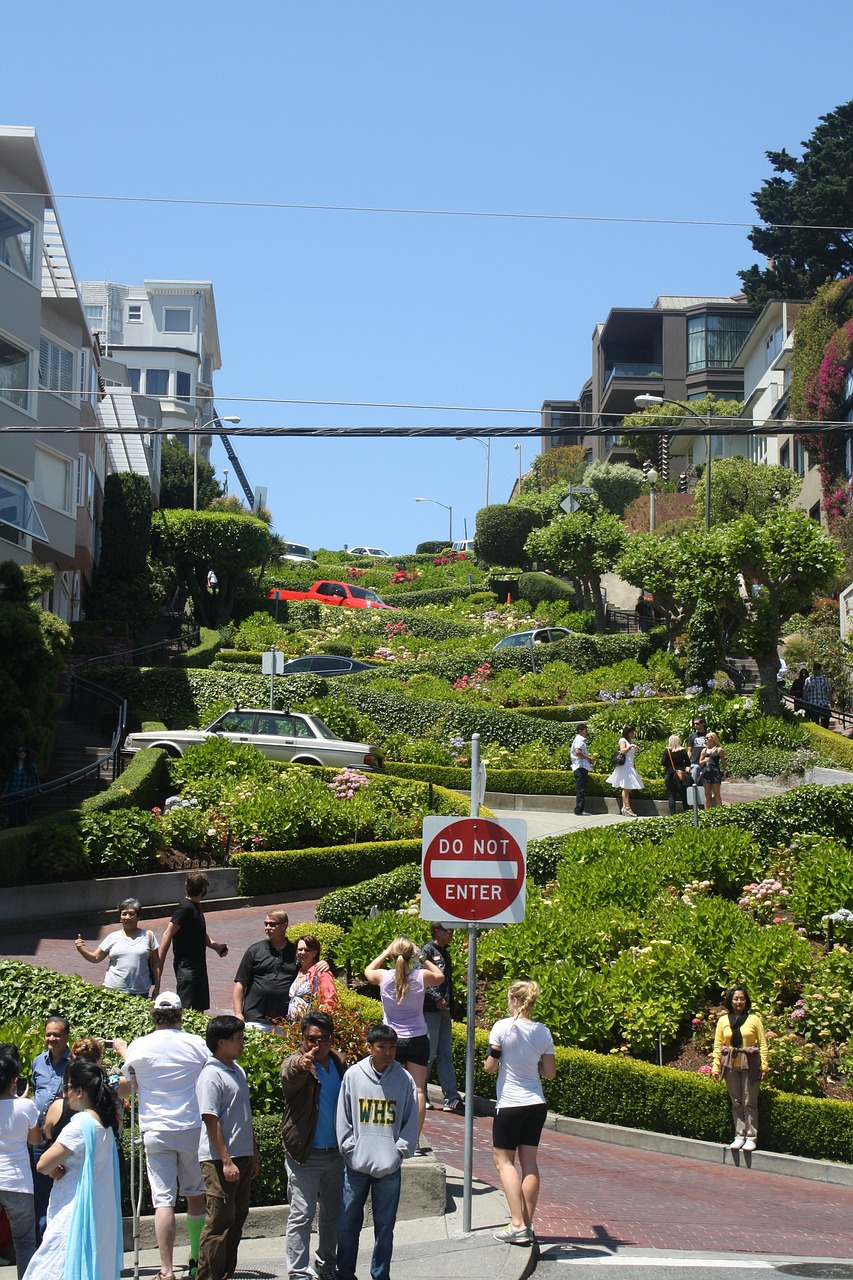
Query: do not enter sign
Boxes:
[{"xmin": 421, "ymin": 816, "xmax": 527, "ymax": 925}]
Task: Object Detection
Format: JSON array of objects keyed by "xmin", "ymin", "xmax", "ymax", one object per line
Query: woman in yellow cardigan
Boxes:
[{"xmin": 712, "ymin": 985, "xmax": 768, "ymax": 1152}]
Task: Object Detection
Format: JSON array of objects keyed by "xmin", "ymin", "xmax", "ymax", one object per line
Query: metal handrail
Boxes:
[{"xmin": 72, "ymin": 628, "xmax": 198, "ymax": 674}]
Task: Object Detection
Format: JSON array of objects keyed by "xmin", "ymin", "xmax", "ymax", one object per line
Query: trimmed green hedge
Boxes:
[
  {"xmin": 232, "ymin": 838, "xmax": 423, "ymax": 895},
  {"xmin": 80, "ymin": 746, "xmax": 170, "ymax": 814},
  {"xmin": 805, "ymin": 723, "xmax": 853, "ymax": 771},
  {"xmin": 383, "ymin": 761, "xmax": 668, "ymax": 800},
  {"xmin": 173, "ymin": 628, "xmax": 221, "ymax": 669},
  {"xmin": 387, "ymin": 586, "xmax": 475, "ymax": 608},
  {"xmin": 316, "ymin": 863, "xmax": 422, "ymax": 927}
]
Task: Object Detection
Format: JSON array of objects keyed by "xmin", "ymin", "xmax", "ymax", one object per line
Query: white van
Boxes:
[{"xmin": 452, "ymin": 539, "xmax": 476, "ymax": 554}]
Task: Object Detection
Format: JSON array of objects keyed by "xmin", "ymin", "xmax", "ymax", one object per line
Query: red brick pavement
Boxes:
[
  {"xmin": 0, "ymin": 895, "xmax": 324, "ymax": 1013},
  {"xmin": 423, "ymin": 1109, "xmax": 853, "ymax": 1258}
]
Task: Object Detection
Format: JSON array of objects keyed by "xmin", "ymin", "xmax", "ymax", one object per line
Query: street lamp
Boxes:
[
  {"xmin": 194, "ymin": 414, "xmax": 240, "ymax": 510},
  {"xmin": 455, "ymin": 435, "xmax": 490, "ymax": 508},
  {"xmin": 634, "ymin": 395, "xmax": 711, "ymax": 529},
  {"xmin": 513, "ymin": 443, "xmax": 522, "ymax": 491},
  {"xmin": 415, "ymin": 496, "xmax": 453, "ymax": 544},
  {"xmin": 645, "ymin": 466, "xmax": 658, "ymax": 533}
]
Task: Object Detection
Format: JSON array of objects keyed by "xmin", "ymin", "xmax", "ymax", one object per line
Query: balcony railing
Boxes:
[{"xmin": 604, "ymin": 364, "xmax": 663, "ymax": 391}]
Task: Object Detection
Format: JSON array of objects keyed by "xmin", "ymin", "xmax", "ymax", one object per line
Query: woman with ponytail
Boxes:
[
  {"xmin": 712, "ymin": 984, "xmax": 768, "ymax": 1153},
  {"xmin": 485, "ymin": 981, "xmax": 555, "ymax": 1247},
  {"xmin": 364, "ymin": 936, "xmax": 444, "ymax": 1135},
  {"xmin": 24, "ymin": 1059, "xmax": 122, "ymax": 1280}
]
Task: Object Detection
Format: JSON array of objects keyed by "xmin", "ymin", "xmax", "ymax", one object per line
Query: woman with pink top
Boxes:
[{"xmin": 364, "ymin": 936, "xmax": 445, "ymax": 1136}]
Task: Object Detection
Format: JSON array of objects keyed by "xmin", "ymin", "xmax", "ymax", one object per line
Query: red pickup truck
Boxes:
[{"xmin": 268, "ymin": 580, "xmax": 396, "ymax": 610}]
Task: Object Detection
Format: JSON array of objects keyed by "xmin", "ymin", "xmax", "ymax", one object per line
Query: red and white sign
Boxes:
[{"xmin": 420, "ymin": 816, "xmax": 527, "ymax": 925}]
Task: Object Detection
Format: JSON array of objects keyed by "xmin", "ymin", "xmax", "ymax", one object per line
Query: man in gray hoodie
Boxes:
[{"xmin": 335, "ymin": 1024, "xmax": 418, "ymax": 1280}]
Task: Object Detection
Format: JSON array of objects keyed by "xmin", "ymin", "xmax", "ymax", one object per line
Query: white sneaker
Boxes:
[
  {"xmin": 729, "ymin": 1135, "xmax": 746, "ymax": 1149},
  {"xmin": 742, "ymin": 1137, "xmax": 756, "ymax": 1152}
]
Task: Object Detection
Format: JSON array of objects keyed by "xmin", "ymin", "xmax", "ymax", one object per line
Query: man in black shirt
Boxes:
[
  {"xmin": 159, "ymin": 871, "xmax": 229, "ymax": 1012},
  {"xmin": 686, "ymin": 715, "xmax": 708, "ymax": 786},
  {"xmin": 233, "ymin": 910, "xmax": 299, "ymax": 1028},
  {"xmin": 422, "ymin": 923, "xmax": 464, "ymax": 1114}
]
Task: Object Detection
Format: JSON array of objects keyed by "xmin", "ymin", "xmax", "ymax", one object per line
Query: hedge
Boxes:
[
  {"xmin": 383, "ymin": 762, "xmax": 668, "ymax": 801},
  {"xmin": 316, "ymin": 863, "xmax": 423, "ymax": 927},
  {"xmin": 386, "ymin": 586, "xmax": 475, "ymax": 608},
  {"xmin": 805, "ymin": 723, "xmax": 853, "ymax": 772},
  {"xmin": 344, "ymin": 984, "xmax": 853, "ymax": 1162},
  {"xmin": 231, "ymin": 838, "xmax": 423, "ymax": 896},
  {"xmin": 173, "ymin": 628, "xmax": 221, "ymax": 669},
  {"xmin": 0, "ymin": 748, "xmax": 171, "ymax": 887}
]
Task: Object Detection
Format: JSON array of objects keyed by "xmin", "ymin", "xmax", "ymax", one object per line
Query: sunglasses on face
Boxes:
[{"xmin": 304, "ymin": 1034, "xmax": 331, "ymax": 1045}]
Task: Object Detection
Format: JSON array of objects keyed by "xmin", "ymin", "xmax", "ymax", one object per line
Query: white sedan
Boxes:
[{"xmin": 123, "ymin": 707, "xmax": 384, "ymax": 769}]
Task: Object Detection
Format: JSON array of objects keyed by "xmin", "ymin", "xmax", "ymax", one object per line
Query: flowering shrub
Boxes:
[
  {"xmin": 384, "ymin": 620, "xmax": 410, "ymax": 639},
  {"xmin": 327, "ymin": 768, "xmax": 371, "ymax": 800},
  {"xmin": 389, "ymin": 568, "xmax": 419, "ymax": 584},
  {"xmin": 737, "ymin": 877, "xmax": 791, "ymax": 925},
  {"xmin": 794, "ymin": 948, "xmax": 853, "ymax": 1044},
  {"xmin": 452, "ymin": 662, "xmax": 492, "ymax": 695},
  {"xmin": 763, "ymin": 1027, "xmax": 825, "ymax": 1096},
  {"xmin": 344, "ymin": 565, "xmax": 367, "ymax": 578}
]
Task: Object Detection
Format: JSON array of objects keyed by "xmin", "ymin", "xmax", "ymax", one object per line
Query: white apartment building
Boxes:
[
  {"xmin": 0, "ymin": 126, "xmax": 103, "ymax": 621},
  {"xmin": 80, "ymin": 278, "xmax": 223, "ymax": 471}
]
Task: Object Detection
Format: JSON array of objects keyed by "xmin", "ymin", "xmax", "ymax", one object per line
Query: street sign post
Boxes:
[
  {"xmin": 421, "ymin": 734, "xmax": 526, "ymax": 1233},
  {"xmin": 261, "ymin": 649, "xmax": 284, "ymax": 709},
  {"xmin": 560, "ymin": 483, "xmax": 594, "ymax": 515}
]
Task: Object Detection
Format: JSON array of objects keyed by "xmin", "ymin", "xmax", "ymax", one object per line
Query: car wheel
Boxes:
[{"xmin": 290, "ymin": 756, "xmax": 322, "ymax": 767}]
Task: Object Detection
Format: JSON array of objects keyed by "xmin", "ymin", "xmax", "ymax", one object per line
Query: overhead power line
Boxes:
[{"xmin": 5, "ymin": 188, "xmax": 853, "ymax": 234}]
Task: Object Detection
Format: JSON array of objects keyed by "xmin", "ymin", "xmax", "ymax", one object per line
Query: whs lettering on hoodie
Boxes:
[{"xmin": 358, "ymin": 1097, "xmax": 397, "ymax": 1125}]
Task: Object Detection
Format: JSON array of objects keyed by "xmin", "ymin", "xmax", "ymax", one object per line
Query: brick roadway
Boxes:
[
  {"xmin": 7, "ymin": 897, "xmax": 853, "ymax": 1258},
  {"xmin": 0, "ymin": 895, "xmax": 324, "ymax": 1013},
  {"xmin": 423, "ymin": 1111, "xmax": 853, "ymax": 1258}
]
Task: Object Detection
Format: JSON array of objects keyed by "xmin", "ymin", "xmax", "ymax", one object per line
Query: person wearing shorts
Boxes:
[
  {"xmin": 364, "ymin": 937, "xmax": 444, "ymax": 1141},
  {"xmin": 114, "ymin": 992, "xmax": 210, "ymax": 1280},
  {"xmin": 485, "ymin": 980, "xmax": 556, "ymax": 1247}
]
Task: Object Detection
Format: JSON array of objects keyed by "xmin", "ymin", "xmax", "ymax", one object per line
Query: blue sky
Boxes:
[{"xmin": 5, "ymin": 1, "xmax": 853, "ymax": 552}]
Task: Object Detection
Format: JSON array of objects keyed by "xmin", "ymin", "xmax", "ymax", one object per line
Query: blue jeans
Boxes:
[
  {"xmin": 424, "ymin": 1010, "xmax": 460, "ymax": 1106},
  {"xmin": 335, "ymin": 1164, "xmax": 401, "ymax": 1280},
  {"xmin": 0, "ymin": 1189, "xmax": 36, "ymax": 1279}
]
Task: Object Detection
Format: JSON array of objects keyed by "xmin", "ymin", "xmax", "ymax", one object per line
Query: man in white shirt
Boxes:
[
  {"xmin": 570, "ymin": 722, "xmax": 594, "ymax": 816},
  {"xmin": 115, "ymin": 992, "xmax": 210, "ymax": 1280}
]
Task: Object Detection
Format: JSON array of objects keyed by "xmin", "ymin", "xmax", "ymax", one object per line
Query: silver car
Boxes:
[{"xmin": 123, "ymin": 707, "xmax": 384, "ymax": 770}]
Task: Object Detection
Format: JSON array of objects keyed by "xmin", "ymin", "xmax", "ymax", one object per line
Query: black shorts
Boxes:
[
  {"xmin": 394, "ymin": 1034, "xmax": 430, "ymax": 1068},
  {"xmin": 492, "ymin": 1102, "xmax": 548, "ymax": 1151}
]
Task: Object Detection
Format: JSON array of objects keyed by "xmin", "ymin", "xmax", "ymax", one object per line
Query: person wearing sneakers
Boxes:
[
  {"xmin": 114, "ymin": 992, "xmax": 210, "ymax": 1280},
  {"xmin": 485, "ymin": 980, "xmax": 556, "ymax": 1247},
  {"xmin": 712, "ymin": 985, "xmax": 768, "ymax": 1154},
  {"xmin": 421, "ymin": 924, "xmax": 464, "ymax": 1116}
]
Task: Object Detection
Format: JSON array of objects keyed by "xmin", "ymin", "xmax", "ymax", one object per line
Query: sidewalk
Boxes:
[{"xmin": 124, "ymin": 1158, "xmax": 535, "ymax": 1280}]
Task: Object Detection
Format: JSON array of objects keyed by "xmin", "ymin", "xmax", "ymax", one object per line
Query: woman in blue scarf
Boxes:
[{"xmin": 24, "ymin": 1059, "xmax": 122, "ymax": 1280}]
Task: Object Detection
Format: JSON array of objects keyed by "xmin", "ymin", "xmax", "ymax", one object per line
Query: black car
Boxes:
[{"xmin": 279, "ymin": 655, "xmax": 374, "ymax": 676}]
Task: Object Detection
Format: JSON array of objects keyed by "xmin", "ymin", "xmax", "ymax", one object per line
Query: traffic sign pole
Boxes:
[{"xmin": 462, "ymin": 735, "xmax": 480, "ymax": 1234}]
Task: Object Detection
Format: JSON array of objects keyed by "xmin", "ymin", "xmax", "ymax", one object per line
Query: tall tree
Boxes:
[
  {"xmin": 152, "ymin": 509, "xmax": 271, "ymax": 625},
  {"xmin": 738, "ymin": 99, "xmax": 853, "ymax": 308},
  {"xmin": 696, "ymin": 456, "xmax": 802, "ymax": 526},
  {"xmin": 158, "ymin": 437, "xmax": 222, "ymax": 510},
  {"xmin": 525, "ymin": 505, "xmax": 626, "ymax": 632}
]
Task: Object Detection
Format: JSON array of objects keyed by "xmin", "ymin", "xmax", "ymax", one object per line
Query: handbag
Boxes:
[
  {"xmin": 611, "ymin": 749, "xmax": 626, "ymax": 767},
  {"xmin": 667, "ymin": 750, "xmax": 685, "ymax": 784}
]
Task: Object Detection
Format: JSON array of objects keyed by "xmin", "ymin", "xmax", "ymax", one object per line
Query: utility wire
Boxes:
[{"xmin": 5, "ymin": 188, "xmax": 853, "ymax": 234}]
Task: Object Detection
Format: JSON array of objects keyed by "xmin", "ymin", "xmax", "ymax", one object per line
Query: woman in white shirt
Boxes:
[
  {"xmin": 485, "ymin": 980, "xmax": 556, "ymax": 1247},
  {"xmin": 75, "ymin": 898, "xmax": 160, "ymax": 996},
  {"xmin": 0, "ymin": 1046, "xmax": 41, "ymax": 1278}
]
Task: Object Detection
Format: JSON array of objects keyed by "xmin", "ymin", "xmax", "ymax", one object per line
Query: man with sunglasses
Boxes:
[
  {"xmin": 280, "ymin": 1013, "xmax": 346, "ymax": 1280},
  {"xmin": 233, "ymin": 910, "xmax": 298, "ymax": 1030}
]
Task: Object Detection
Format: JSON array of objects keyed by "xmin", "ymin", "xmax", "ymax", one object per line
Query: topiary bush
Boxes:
[{"xmin": 316, "ymin": 863, "xmax": 423, "ymax": 927}]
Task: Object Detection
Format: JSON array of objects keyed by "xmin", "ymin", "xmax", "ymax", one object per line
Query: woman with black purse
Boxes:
[
  {"xmin": 661, "ymin": 734, "xmax": 690, "ymax": 815},
  {"xmin": 698, "ymin": 732, "xmax": 726, "ymax": 808},
  {"xmin": 605, "ymin": 723, "xmax": 643, "ymax": 817}
]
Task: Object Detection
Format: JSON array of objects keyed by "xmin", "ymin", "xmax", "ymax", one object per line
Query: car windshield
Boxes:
[
  {"xmin": 347, "ymin": 586, "xmax": 382, "ymax": 602},
  {"xmin": 283, "ymin": 543, "xmax": 311, "ymax": 557}
]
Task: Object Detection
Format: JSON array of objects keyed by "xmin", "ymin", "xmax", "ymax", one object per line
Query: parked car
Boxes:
[
  {"xmin": 279, "ymin": 655, "xmax": 374, "ymax": 676},
  {"xmin": 123, "ymin": 707, "xmax": 384, "ymax": 769},
  {"xmin": 452, "ymin": 539, "xmax": 476, "ymax": 554},
  {"xmin": 268, "ymin": 581, "xmax": 396, "ymax": 610},
  {"xmin": 279, "ymin": 541, "xmax": 316, "ymax": 564},
  {"xmin": 348, "ymin": 546, "xmax": 392, "ymax": 559},
  {"xmin": 493, "ymin": 627, "xmax": 572, "ymax": 650}
]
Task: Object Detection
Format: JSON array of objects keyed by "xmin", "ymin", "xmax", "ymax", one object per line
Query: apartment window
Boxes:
[
  {"xmin": 0, "ymin": 334, "xmax": 32, "ymax": 412},
  {"xmin": 809, "ymin": 501, "xmax": 822, "ymax": 522},
  {"xmin": 164, "ymin": 307, "xmax": 192, "ymax": 333},
  {"xmin": 0, "ymin": 471, "xmax": 48, "ymax": 547},
  {"xmin": 35, "ymin": 447, "xmax": 73, "ymax": 514},
  {"xmin": 127, "ymin": 368, "xmax": 141, "ymax": 394},
  {"xmin": 39, "ymin": 337, "xmax": 75, "ymax": 400},
  {"xmin": 687, "ymin": 314, "xmax": 754, "ymax": 370},
  {"xmin": 794, "ymin": 440, "xmax": 806, "ymax": 479},
  {"xmin": 0, "ymin": 202, "xmax": 35, "ymax": 280},
  {"xmin": 84, "ymin": 304, "xmax": 104, "ymax": 328},
  {"xmin": 779, "ymin": 440, "xmax": 791, "ymax": 470},
  {"xmin": 175, "ymin": 370, "xmax": 191, "ymax": 401},
  {"xmin": 765, "ymin": 326, "xmax": 784, "ymax": 367},
  {"xmin": 127, "ymin": 303, "xmax": 142, "ymax": 322},
  {"xmin": 146, "ymin": 369, "xmax": 170, "ymax": 396}
]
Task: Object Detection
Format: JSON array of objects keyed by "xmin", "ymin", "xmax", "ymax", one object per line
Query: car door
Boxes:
[{"xmin": 213, "ymin": 711, "xmax": 258, "ymax": 746}]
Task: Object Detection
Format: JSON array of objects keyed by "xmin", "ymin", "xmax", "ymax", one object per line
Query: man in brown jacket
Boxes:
[{"xmin": 280, "ymin": 1012, "xmax": 346, "ymax": 1280}]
